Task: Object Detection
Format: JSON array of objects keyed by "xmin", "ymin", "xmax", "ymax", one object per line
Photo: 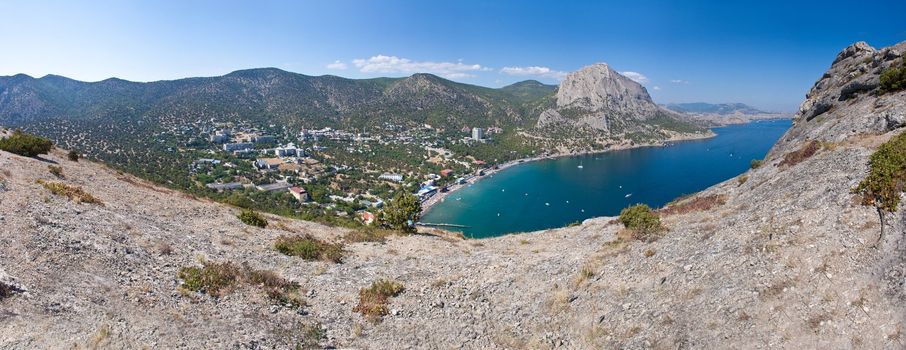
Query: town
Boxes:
[{"xmin": 190, "ymin": 119, "xmax": 511, "ymax": 225}]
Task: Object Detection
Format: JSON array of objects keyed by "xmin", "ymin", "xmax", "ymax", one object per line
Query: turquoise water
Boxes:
[{"xmin": 421, "ymin": 119, "xmax": 792, "ymax": 238}]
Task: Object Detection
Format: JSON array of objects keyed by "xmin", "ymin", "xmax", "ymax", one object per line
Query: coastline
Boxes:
[{"xmin": 419, "ymin": 130, "xmax": 717, "ymax": 215}]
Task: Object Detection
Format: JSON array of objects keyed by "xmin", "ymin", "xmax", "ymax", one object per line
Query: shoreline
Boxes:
[{"xmin": 419, "ymin": 130, "xmax": 717, "ymax": 215}]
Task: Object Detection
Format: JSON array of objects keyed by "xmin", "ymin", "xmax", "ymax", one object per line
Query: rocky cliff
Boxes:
[
  {"xmin": 535, "ymin": 63, "xmax": 706, "ymax": 141},
  {"xmin": 1, "ymin": 41, "xmax": 905, "ymax": 349}
]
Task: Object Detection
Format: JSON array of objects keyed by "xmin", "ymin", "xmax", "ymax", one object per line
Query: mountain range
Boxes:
[{"xmin": 0, "ymin": 65, "xmax": 707, "ymax": 143}]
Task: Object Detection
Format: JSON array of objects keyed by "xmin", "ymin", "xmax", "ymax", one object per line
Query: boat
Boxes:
[
  {"xmin": 625, "ymin": 193, "xmax": 632, "ymax": 198},
  {"xmin": 577, "ymin": 165, "xmax": 584, "ymax": 169}
]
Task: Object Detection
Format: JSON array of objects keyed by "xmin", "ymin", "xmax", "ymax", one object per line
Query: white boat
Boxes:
[
  {"xmin": 577, "ymin": 165, "xmax": 584, "ymax": 169},
  {"xmin": 625, "ymin": 193, "xmax": 632, "ymax": 198}
]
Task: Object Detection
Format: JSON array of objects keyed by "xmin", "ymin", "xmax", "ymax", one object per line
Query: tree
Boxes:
[
  {"xmin": 0, "ymin": 130, "xmax": 53, "ymax": 157},
  {"xmin": 382, "ymin": 192, "xmax": 421, "ymax": 233}
]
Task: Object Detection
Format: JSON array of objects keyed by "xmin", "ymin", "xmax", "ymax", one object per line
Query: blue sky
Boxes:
[{"xmin": 1, "ymin": 1, "xmax": 904, "ymax": 111}]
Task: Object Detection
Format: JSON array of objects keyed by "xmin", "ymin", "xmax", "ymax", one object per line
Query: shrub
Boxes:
[
  {"xmin": 48, "ymin": 165, "xmax": 64, "ymax": 178},
  {"xmin": 382, "ymin": 192, "xmax": 421, "ymax": 233},
  {"xmin": 274, "ymin": 234, "xmax": 344, "ymax": 263},
  {"xmin": 750, "ymin": 159, "xmax": 764, "ymax": 169},
  {"xmin": 247, "ymin": 269, "xmax": 306, "ymax": 308},
  {"xmin": 178, "ymin": 261, "xmax": 305, "ymax": 306},
  {"xmin": 353, "ymin": 279, "xmax": 405, "ymax": 322},
  {"xmin": 0, "ymin": 130, "xmax": 53, "ymax": 157},
  {"xmin": 343, "ymin": 227, "xmax": 396, "ymax": 243},
  {"xmin": 618, "ymin": 204, "xmax": 664, "ymax": 242},
  {"xmin": 855, "ymin": 131, "xmax": 906, "ymax": 212},
  {"xmin": 659, "ymin": 194, "xmax": 726, "ymax": 216},
  {"xmin": 37, "ymin": 180, "xmax": 102, "ymax": 205},
  {"xmin": 779, "ymin": 140, "xmax": 821, "ymax": 167},
  {"xmin": 238, "ymin": 209, "xmax": 267, "ymax": 228},
  {"xmin": 738, "ymin": 175, "xmax": 749, "ymax": 186},
  {"xmin": 879, "ymin": 61, "xmax": 906, "ymax": 94},
  {"xmin": 67, "ymin": 150, "xmax": 80, "ymax": 162},
  {"xmin": 178, "ymin": 261, "xmax": 242, "ymax": 297},
  {"xmin": 0, "ymin": 281, "xmax": 21, "ymax": 300}
]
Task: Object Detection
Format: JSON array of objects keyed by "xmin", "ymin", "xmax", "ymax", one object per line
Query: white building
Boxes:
[
  {"xmin": 378, "ymin": 173, "xmax": 404, "ymax": 182},
  {"xmin": 471, "ymin": 127, "xmax": 485, "ymax": 141},
  {"xmin": 274, "ymin": 143, "xmax": 299, "ymax": 157}
]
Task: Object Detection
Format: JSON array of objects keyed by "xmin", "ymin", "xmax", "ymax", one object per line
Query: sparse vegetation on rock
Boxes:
[
  {"xmin": 0, "ymin": 130, "xmax": 53, "ymax": 157},
  {"xmin": 856, "ymin": 131, "xmax": 906, "ymax": 212},
  {"xmin": 178, "ymin": 261, "xmax": 305, "ymax": 307},
  {"xmin": 274, "ymin": 234, "xmax": 344, "ymax": 263},
  {"xmin": 879, "ymin": 60, "xmax": 906, "ymax": 94},
  {"xmin": 36, "ymin": 179, "xmax": 102, "ymax": 205},
  {"xmin": 343, "ymin": 227, "xmax": 397, "ymax": 243},
  {"xmin": 237, "ymin": 209, "xmax": 268, "ymax": 228},
  {"xmin": 353, "ymin": 279, "xmax": 405, "ymax": 322},
  {"xmin": 779, "ymin": 140, "xmax": 820, "ymax": 167},
  {"xmin": 47, "ymin": 165, "xmax": 64, "ymax": 178},
  {"xmin": 660, "ymin": 194, "xmax": 726, "ymax": 216},
  {"xmin": 750, "ymin": 159, "xmax": 763, "ymax": 169}
]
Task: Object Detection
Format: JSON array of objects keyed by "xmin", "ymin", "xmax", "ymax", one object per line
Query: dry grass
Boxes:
[
  {"xmin": 779, "ymin": 140, "xmax": 821, "ymax": 167},
  {"xmin": 343, "ymin": 227, "xmax": 397, "ymax": 243},
  {"xmin": 274, "ymin": 234, "xmax": 344, "ymax": 263},
  {"xmin": 659, "ymin": 194, "xmax": 727, "ymax": 216},
  {"xmin": 574, "ymin": 265, "xmax": 596, "ymax": 286},
  {"xmin": 178, "ymin": 261, "xmax": 305, "ymax": 307},
  {"xmin": 47, "ymin": 165, "xmax": 64, "ymax": 178},
  {"xmin": 353, "ymin": 279, "xmax": 405, "ymax": 322},
  {"xmin": 36, "ymin": 180, "xmax": 103, "ymax": 205}
]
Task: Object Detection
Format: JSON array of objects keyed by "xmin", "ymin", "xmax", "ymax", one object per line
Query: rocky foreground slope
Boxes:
[{"xmin": 1, "ymin": 41, "xmax": 906, "ymax": 349}]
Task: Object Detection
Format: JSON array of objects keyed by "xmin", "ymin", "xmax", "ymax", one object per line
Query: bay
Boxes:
[{"xmin": 420, "ymin": 119, "xmax": 792, "ymax": 238}]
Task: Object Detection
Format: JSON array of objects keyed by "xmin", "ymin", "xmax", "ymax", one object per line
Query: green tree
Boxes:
[
  {"xmin": 0, "ymin": 130, "xmax": 53, "ymax": 157},
  {"xmin": 382, "ymin": 192, "xmax": 421, "ymax": 233}
]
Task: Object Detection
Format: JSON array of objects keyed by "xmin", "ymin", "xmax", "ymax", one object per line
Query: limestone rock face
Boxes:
[
  {"xmin": 555, "ymin": 63, "xmax": 657, "ymax": 117},
  {"xmin": 534, "ymin": 63, "xmax": 703, "ymax": 139},
  {"xmin": 767, "ymin": 40, "xmax": 906, "ymax": 158}
]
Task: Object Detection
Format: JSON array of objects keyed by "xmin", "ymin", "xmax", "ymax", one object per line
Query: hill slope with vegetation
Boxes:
[{"xmin": 1, "ymin": 41, "xmax": 904, "ymax": 348}]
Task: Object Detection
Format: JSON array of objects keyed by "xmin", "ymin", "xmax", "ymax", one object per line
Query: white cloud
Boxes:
[
  {"xmin": 499, "ymin": 66, "xmax": 568, "ymax": 80},
  {"xmin": 620, "ymin": 71, "xmax": 649, "ymax": 84},
  {"xmin": 670, "ymin": 79, "xmax": 689, "ymax": 84},
  {"xmin": 351, "ymin": 55, "xmax": 488, "ymax": 79},
  {"xmin": 652, "ymin": 86, "xmax": 661, "ymax": 91},
  {"xmin": 326, "ymin": 60, "xmax": 348, "ymax": 70}
]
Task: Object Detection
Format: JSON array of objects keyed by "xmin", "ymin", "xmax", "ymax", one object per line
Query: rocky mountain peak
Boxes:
[
  {"xmin": 535, "ymin": 63, "xmax": 704, "ymax": 139},
  {"xmin": 555, "ymin": 63, "xmax": 653, "ymax": 113},
  {"xmin": 768, "ymin": 40, "xmax": 906, "ymax": 158}
]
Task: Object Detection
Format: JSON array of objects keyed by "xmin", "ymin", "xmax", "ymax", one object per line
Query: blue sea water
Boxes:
[{"xmin": 420, "ymin": 119, "xmax": 792, "ymax": 238}]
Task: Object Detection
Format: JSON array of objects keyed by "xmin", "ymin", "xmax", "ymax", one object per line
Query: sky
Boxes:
[{"xmin": 1, "ymin": 1, "xmax": 904, "ymax": 112}]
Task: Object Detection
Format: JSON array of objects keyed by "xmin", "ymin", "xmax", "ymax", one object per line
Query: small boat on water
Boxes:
[
  {"xmin": 625, "ymin": 193, "xmax": 633, "ymax": 198},
  {"xmin": 545, "ymin": 202, "xmax": 550, "ymax": 206},
  {"xmin": 577, "ymin": 165, "xmax": 584, "ymax": 169}
]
